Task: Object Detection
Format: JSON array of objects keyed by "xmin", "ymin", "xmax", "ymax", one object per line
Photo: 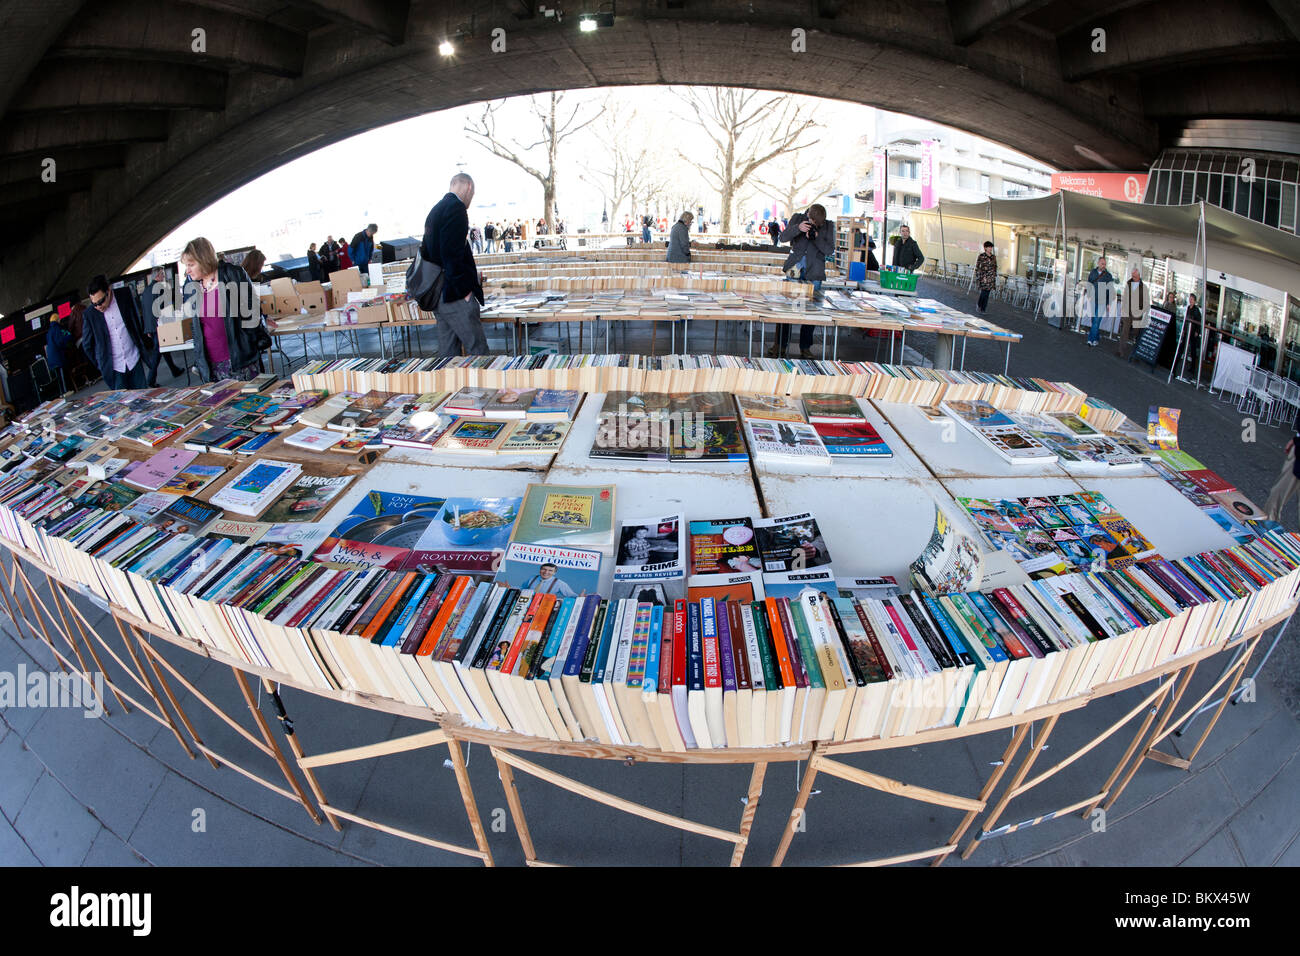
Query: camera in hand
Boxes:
[{"xmin": 805, "ymin": 225, "xmax": 818, "ymax": 240}]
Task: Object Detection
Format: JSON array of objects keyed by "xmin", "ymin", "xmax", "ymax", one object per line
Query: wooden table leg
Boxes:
[
  {"xmin": 730, "ymin": 762, "xmax": 767, "ymax": 867},
  {"xmin": 771, "ymin": 748, "xmax": 823, "ymax": 867},
  {"xmin": 446, "ymin": 735, "xmax": 494, "ymax": 867}
]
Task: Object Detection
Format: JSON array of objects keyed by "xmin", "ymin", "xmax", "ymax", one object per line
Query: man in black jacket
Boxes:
[
  {"xmin": 423, "ymin": 173, "xmax": 487, "ymax": 356},
  {"xmin": 892, "ymin": 225, "xmax": 925, "ymax": 272},
  {"xmin": 82, "ymin": 274, "xmax": 149, "ymax": 390}
]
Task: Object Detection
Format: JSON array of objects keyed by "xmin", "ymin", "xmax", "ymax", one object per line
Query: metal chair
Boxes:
[
  {"xmin": 1238, "ymin": 366, "xmax": 1277, "ymax": 421},
  {"xmin": 30, "ymin": 355, "xmax": 58, "ymax": 402}
]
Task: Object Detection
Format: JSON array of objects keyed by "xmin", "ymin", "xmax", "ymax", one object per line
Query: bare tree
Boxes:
[
  {"xmin": 579, "ymin": 101, "xmax": 661, "ymax": 229},
  {"xmin": 754, "ymin": 154, "xmax": 838, "ymax": 222},
  {"xmin": 464, "ymin": 92, "xmax": 603, "ymax": 230},
  {"xmin": 674, "ymin": 88, "xmax": 819, "ymax": 233}
]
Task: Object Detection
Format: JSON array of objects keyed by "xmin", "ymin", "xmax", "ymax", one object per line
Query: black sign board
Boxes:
[{"xmin": 1131, "ymin": 307, "xmax": 1171, "ymax": 369}]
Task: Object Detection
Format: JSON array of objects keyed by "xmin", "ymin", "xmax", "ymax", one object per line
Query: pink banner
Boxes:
[
  {"xmin": 873, "ymin": 152, "xmax": 885, "ymax": 213},
  {"xmin": 1051, "ymin": 171, "xmax": 1148, "ymax": 202},
  {"xmin": 920, "ymin": 140, "xmax": 937, "ymax": 209}
]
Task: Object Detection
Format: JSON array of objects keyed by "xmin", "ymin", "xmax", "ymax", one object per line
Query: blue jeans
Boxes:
[{"xmin": 1088, "ymin": 312, "xmax": 1103, "ymax": 343}]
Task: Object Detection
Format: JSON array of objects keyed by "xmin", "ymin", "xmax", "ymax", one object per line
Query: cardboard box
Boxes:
[
  {"xmin": 295, "ymin": 280, "xmax": 324, "ymax": 297},
  {"xmin": 156, "ymin": 319, "xmax": 191, "ymax": 347},
  {"xmin": 259, "ymin": 294, "xmax": 276, "ymax": 315},
  {"xmin": 328, "ymin": 267, "xmax": 362, "ymax": 296},
  {"xmin": 299, "ymin": 292, "xmax": 327, "ymax": 315},
  {"xmin": 268, "ymin": 276, "xmax": 295, "ymax": 298},
  {"xmin": 351, "ymin": 302, "xmax": 388, "ymax": 326},
  {"xmin": 274, "ymin": 294, "xmax": 302, "ymax": 316}
]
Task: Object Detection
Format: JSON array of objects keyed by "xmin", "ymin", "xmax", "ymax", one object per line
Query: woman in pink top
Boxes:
[{"xmin": 181, "ymin": 237, "xmax": 261, "ymax": 382}]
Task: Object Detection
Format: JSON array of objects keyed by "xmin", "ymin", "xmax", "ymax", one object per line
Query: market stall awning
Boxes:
[{"xmin": 929, "ymin": 192, "xmax": 1300, "ymax": 270}]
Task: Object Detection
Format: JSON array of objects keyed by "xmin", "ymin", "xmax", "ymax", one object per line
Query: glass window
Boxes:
[
  {"xmin": 1180, "ymin": 173, "xmax": 1196, "ymax": 204},
  {"xmin": 1282, "ymin": 182, "xmax": 1297, "ymax": 233},
  {"xmin": 1221, "ymin": 175, "xmax": 1235, "ymax": 212},
  {"xmin": 1264, "ymin": 179, "xmax": 1282, "ymax": 228},
  {"xmin": 1236, "ymin": 179, "xmax": 1253, "ymax": 217}
]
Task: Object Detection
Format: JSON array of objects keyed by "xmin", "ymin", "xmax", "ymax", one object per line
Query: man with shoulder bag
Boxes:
[{"xmin": 419, "ymin": 173, "xmax": 488, "ymax": 356}]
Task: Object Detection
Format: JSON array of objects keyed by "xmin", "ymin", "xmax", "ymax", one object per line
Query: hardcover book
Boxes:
[
  {"xmin": 511, "ymin": 483, "xmax": 616, "ymax": 549},
  {"xmin": 259, "ymin": 474, "xmax": 354, "ymax": 524}
]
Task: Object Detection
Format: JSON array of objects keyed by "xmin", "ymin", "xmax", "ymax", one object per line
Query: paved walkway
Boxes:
[{"xmin": 2, "ymin": 277, "xmax": 1296, "ymax": 866}]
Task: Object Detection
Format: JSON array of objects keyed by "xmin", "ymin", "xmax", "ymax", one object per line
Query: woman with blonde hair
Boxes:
[{"xmin": 180, "ymin": 237, "xmax": 262, "ymax": 382}]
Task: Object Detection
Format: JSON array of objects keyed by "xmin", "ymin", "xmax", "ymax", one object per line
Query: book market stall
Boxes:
[{"xmin": 0, "ymin": 359, "xmax": 1293, "ymax": 867}]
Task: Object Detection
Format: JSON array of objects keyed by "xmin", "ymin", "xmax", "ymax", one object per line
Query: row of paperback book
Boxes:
[
  {"xmin": 289, "ymin": 356, "xmax": 1086, "ymax": 412},
  {"xmin": 3, "ymin": 475, "xmax": 1297, "ymax": 746}
]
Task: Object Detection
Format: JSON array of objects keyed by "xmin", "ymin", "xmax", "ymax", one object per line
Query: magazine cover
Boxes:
[
  {"xmin": 688, "ymin": 517, "xmax": 761, "ymax": 576},
  {"xmin": 614, "ymin": 514, "xmax": 685, "ymax": 581},
  {"xmin": 589, "ymin": 413, "xmax": 669, "ymax": 461},
  {"xmin": 909, "ymin": 502, "xmax": 984, "ymax": 595},
  {"xmin": 1147, "ymin": 406, "xmax": 1181, "ymax": 450},
  {"xmin": 402, "ymin": 496, "xmax": 522, "ymax": 573},
  {"xmin": 493, "ymin": 542, "xmax": 602, "ymax": 597},
  {"xmin": 746, "ymin": 420, "xmax": 831, "ymax": 463},
  {"xmin": 313, "ymin": 490, "xmax": 447, "ymax": 570},
  {"xmin": 753, "ymin": 512, "xmax": 832, "ymax": 573},
  {"xmin": 801, "ymin": 393, "xmax": 865, "ymax": 422},
  {"xmin": 762, "ymin": 570, "xmax": 839, "ymax": 600},
  {"xmin": 259, "ymin": 474, "xmax": 354, "ymax": 524}
]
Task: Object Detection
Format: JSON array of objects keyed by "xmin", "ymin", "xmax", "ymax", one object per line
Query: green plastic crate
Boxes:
[{"xmin": 879, "ymin": 270, "xmax": 918, "ymax": 291}]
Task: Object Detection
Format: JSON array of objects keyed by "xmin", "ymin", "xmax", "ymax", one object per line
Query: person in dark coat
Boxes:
[
  {"xmin": 768, "ymin": 219, "xmax": 780, "ymax": 246},
  {"xmin": 891, "ymin": 225, "xmax": 925, "ymax": 271},
  {"xmin": 866, "ymin": 238, "xmax": 880, "ymax": 272},
  {"xmin": 422, "ymin": 173, "xmax": 487, "ymax": 356},
  {"xmin": 307, "ymin": 243, "xmax": 323, "ymax": 282},
  {"xmin": 141, "ymin": 266, "xmax": 185, "ymax": 384},
  {"xmin": 45, "ymin": 316, "xmax": 73, "ymax": 394},
  {"xmin": 179, "ymin": 237, "xmax": 263, "ymax": 382},
  {"xmin": 666, "ymin": 212, "xmax": 694, "ymax": 263},
  {"xmin": 82, "ymin": 274, "xmax": 149, "ymax": 390},
  {"xmin": 771, "ymin": 204, "xmax": 835, "ymax": 359}
]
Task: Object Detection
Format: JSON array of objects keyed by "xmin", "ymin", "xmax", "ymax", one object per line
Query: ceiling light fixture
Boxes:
[{"xmin": 439, "ymin": 40, "xmax": 455, "ymax": 55}]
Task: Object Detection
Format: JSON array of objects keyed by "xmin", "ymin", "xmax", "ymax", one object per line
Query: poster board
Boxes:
[{"xmin": 1131, "ymin": 306, "xmax": 1171, "ymax": 369}]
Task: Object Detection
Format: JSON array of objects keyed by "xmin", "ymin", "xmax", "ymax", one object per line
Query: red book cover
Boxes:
[
  {"xmin": 1182, "ymin": 469, "xmax": 1234, "ymax": 495},
  {"xmin": 672, "ymin": 600, "xmax": 688, "ymax": 690},
  {"xmin": 763, "ymin": 597, "xmax": 797, "ymax": 687},
  {"xmin": 850, "ymin": 599, "xmax": 894, "ymax": 681},
  {"xmin": 286, "ymin": 570, "xmax": 344, "ymax": 629},
  {"xmin": 702, "ymin": 599, "xmax": 722, "ymax": 690},
  {"xmin": 882, "ymin": 598, "xmax": 927, "ymax": 672}
]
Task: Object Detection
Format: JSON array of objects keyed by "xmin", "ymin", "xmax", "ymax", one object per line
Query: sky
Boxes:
[{"xmin": 130, "ymin": 86, "xmax": 1045, "ymax": 270}]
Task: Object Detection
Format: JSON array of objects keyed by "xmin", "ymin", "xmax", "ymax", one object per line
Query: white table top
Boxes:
[{"xmin": 875, "ymin": 401, "xmax": 1075, "ymax": 481}]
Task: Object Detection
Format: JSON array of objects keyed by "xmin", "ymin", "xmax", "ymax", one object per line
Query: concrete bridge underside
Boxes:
[{"xmin": 1, "ymin": 0, "xmax": 1299, "ymax": 312}]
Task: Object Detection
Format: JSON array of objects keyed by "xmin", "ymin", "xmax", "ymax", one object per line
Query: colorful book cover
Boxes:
[
  {"xmin": 746, "ymin": 420, "xmax": 832, "ymax": 464},
  {"xmin": 433, "ymin": 417, "xmax": 511, "ymax": 453},
  {"xmin": 160, "ymin": 463, "xmax": 226, "ymax": 496},
  {"xmin": 493, "ymin": 542, "xmax": 602, "ymax": 597},
  {"xmin": 499, "ymin": 420, "xmax": 570, "ymax": 454},
  {"xmin": 126, "ymin": 448, "xmax": 198, "ymax": 490},
  {"xmin": 735, "ymin": 393, "xmax": 805, "ymax": 422},
  {"xmin": 668, "ymin": 417, "xmax": 748, "ymax": 462},
  {"xmin": 801, "ymin": 393, "xmax": 865, "ymax": 422},
  {"xmin": 688, "ymin": 517, "xmax": 761, "ymax": 576},
  {"xmin": 811, "ymin": 420, "xmax": 892, "ymax": 457},
  {"xmin": 123, "ymin": 418, "xmax": 182, "ymax": 447},
  {"xmin": 1147, "ymin": 406, "xmax": 1180, "ymax": 450},
  {"xmin": 313, "ymin": 490, "xmax": 446, "ymax": 570},
  {"xmin": 527, "ymin": 389, "xmax": 581, "ymax": 420},
  {"xmin": 259, "ymin": 474, "xmax": 354, "ymax": 524},
  {"xmin": 511, "ymin": 483, "xmax": 616, "ymax": 548},
  {"xmin": 403, "ymin": 496, "xmax": 522, "ymax": 573}
]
